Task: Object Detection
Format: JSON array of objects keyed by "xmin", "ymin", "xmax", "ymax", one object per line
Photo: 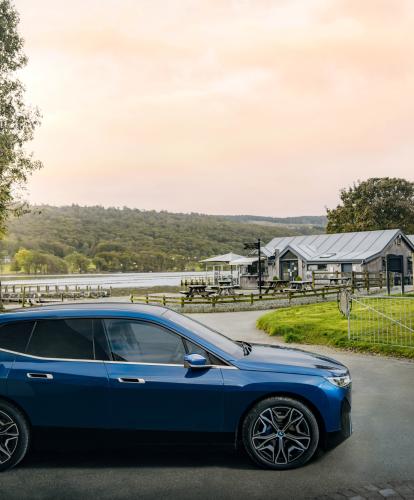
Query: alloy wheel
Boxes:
[
  {"xmin": 0, "ymin": 410, "xmax": 19, "ymax": 465},
  {"xmin": 251, "ymin": 406, "xmax": 311, "ymax": 465}
]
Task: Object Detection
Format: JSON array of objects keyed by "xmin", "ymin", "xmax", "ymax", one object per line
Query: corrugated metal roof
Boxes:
[
  {"xmin": 263, "ymin": 229, "xmax": 413, "ymax": 263},
  {"xmin": 200, "ymin": 252, "xmax": 245, "ymax": 263},
  {"xmin": 408, "ymin": 235, "xmax": 414, "ymax": 245}
]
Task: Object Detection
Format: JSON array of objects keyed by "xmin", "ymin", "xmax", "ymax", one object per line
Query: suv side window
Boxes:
[
  {"xmin": 184, "ymin": 339, "xmax": 225, "ymax": 366},
  {"xmin": 0, "ymin": 321, "xmax": 35, "ymax": 354},
  {"xmin": 104, "ymin": 319, "xmax": 186, "ymax": 364},
  {"xmin": 26, "ymin": 319, "xmax": 95, "ymax": 360}
]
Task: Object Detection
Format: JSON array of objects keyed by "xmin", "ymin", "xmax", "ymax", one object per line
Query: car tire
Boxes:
[
  {"xmin": 242, "ymin": 396, "xmax": 319, "ymax": 470},
  {"xmin": 0, "ymin": 400, "xmax": 30, "ymax": 472}
]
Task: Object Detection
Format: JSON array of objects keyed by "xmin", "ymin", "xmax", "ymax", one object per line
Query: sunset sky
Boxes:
[{"xmin": 15, "ymin": 0, "xmax": 414, "ymax": 216}]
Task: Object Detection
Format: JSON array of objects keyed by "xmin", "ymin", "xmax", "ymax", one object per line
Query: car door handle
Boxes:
[
  {"xmin": 27, "ymin": 373, "xmax": 54, "ymax": 380},
  {"xmin": 117, "ymin": 377, "xmax": 146, "ymax": 384}
]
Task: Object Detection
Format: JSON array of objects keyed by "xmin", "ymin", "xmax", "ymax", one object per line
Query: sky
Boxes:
[{"xmin": 14, "ymin": 0, "xmax": 414, "ymax": 216}]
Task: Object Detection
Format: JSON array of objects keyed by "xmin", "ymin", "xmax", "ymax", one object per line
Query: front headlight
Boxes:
[{"xmin": 327, "ymin": 374, "xmax": 352, "ymax": 388}]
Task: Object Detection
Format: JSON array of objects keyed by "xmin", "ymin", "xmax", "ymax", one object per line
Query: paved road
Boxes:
[{"xmin": 1, "ymin": 310, "xmax": 413, "ymax": 499}]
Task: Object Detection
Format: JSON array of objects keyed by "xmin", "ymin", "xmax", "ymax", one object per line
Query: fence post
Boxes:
[
  {"xmin": 312, "ymin": 271, "xmax": 315, "ymax": 289},
  {"xmin": 181, "ymin": 297, "xmax": 185, "ymax": 308},
  {"xmin": 145, "ymin": 294, "xmax": 149, "ymax": 304},
  {"xmin": 162, "ymin": 295, "xmax": 166, "ymax": 306},
  {"xmin": 250, "ymin": 293, "xmax": 254, "ymax": 305},
  {"xmin": 21, "ymin": 287, "xmax": 26, "ymax": 308},
  {"xmin": 130, "ymin": 294, "xmax": 134, "ymax": 303},
  {"xmin": 288, "ymin": 291, "xmax": 292, "ymax": 305},
  {"xmin": 364, "ymin": 271, "xmax": 369, "ymax": 291}
]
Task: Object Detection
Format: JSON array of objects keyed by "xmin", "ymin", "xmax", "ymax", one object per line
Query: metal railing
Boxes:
[{"xmin": 348, "ymin": 295, "xmax": 414, "ymax": 348}]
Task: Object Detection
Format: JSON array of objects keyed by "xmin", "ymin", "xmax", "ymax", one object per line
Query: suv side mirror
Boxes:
[{"xmin": 184, "ymin": 353, "xmax": 211, "ymax": 370}]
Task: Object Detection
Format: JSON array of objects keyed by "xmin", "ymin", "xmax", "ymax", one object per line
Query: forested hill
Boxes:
[{"xmin": 1, "ymin": 206, "xmax": 324, "ymax": 273}]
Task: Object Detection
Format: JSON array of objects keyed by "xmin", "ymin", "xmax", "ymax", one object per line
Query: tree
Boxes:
[
  {"xmin": 326, "ymin": 178, "xmax": 414, "ymax": 234},
  {"xmin": 65, "ymin": 252, "xmax": 91, "ymax": 273},
  {"xmin": 11, "ymin": 247, "xmax": 32, "ymax": 273},
  {"xmin": 12, "ymin": 247, "xmax": 67, "ymax": 274},
  {"xmin": 0, "ymin": 0, "xmax": 42, "ymax": 234}
]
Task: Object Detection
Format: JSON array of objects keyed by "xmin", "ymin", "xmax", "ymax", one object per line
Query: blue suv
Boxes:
[{"xmin": 0, "ymin": 304, "xmax": 352, "ymax": 471}]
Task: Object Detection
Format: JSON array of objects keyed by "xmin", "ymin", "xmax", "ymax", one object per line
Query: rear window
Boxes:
[
  {"xmin": 26, "ymin": 319, "xmax": 95, "ymax": 360},
  {"xmin": 0, "ymin": 322, "xmax": 35, "ymax": 353}
]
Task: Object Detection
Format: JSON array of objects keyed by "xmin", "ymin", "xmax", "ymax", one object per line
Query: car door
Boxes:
[
  {"xmin": 7, "ymin": 318, "xmax": 110, "ymax": 429},
  {"xmin": 103, "ymin": 318, "xmax": 225, "ymax": 432}
]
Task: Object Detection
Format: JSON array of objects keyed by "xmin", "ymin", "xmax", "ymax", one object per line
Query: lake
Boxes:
[{"xmin": 0, "ymin": 271, "xmax": 208, "ymax": 289}]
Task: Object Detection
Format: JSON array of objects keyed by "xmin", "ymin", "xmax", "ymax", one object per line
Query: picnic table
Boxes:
[
  {"xmin": 209, "ymin": 284, "xmax": 238, "ymax": 296},
  {"xmin": 285, "ymin": 280, "xmax": 314, "ymax": 292},
  {"xmin": 180, "ymin": 284, "xmax": 215, "ymax": 298},
  {"xmin": 326, "ymin": 277, "xmax": 351, "ymax": 285},
  {"xmin": 262, "ymin": 280, "xmax": 290, "ymax": 294}
]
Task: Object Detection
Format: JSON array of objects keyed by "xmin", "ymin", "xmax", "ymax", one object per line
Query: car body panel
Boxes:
[
  {"xmin": 0, "ymin": 304, "xmax": 352, "ymax": 448},
  {"xmin": 104, "ymin": 362, "xmax": 224, "ymax": 431},
  {"xmin": 7, "ymin": 354, "xmax": 109, "ymax": 428}
]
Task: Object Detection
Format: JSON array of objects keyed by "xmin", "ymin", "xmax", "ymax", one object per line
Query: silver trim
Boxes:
[
  {"xmin": 27, "ymin": 372, "xmax": 54, "ymax": 379},
  {"xmin": 0, "ymin": 348, "xmax": 238, "ymax": 369},
  {"xmin": 117, "ymin": 377, "xmax": 145, "ymax": 384},
  {"xmin": 104, "ymin": 360, "xmax": 238, "ymax": 369}
]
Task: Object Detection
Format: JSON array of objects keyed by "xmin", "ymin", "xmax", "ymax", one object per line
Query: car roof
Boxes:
[{"xmin": 0, "ymin": 302, "xmax": 170, "ymax": 322}]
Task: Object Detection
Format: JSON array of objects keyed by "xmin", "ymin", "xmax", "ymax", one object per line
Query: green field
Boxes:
[{"xmin": 256, "ymin": 300, "xmax": 414, "ymax": 359}]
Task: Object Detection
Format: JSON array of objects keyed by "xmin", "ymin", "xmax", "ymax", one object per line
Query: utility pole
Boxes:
[{"xmin": 258, "ymin": 238, "xmax": 262, "ymax": 297}]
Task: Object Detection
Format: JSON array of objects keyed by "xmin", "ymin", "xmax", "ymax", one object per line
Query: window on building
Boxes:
[
  {"xmin": 307, "ymin": 264, "xmax": 327, "ymax": 271},
  {"xmin": 105, "ymin": 320, "xmax": 186, "ymax": 364},
  {"xmin": 0, "ymin": 321, "xmax": 35, "ymax": 354},
  {"xmin": 341, "ymin": 263, "xmax": 353, "ymax": 273},
  {"xmin": 26, "ymin": 319, "xmax": 95, "ymax": 360}
]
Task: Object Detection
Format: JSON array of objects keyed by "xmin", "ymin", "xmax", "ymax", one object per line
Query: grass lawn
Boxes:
[{"xmin": 256, "ymin": 300, "xmax": 414, "ymax": 359}]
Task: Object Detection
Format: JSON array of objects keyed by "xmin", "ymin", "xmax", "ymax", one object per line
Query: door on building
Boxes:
[
  {"xmin": 386, "ymin": 254, "xmax": 404, "ymax": 289},
  {"xmin": 280, "ymin": 251, "xmax": 299, "ymax": 281}
]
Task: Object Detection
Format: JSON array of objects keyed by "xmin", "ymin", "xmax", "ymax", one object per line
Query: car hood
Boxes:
[{"xmin": 231, "ymin": 343, "xmax": 348, "ymax": 377}]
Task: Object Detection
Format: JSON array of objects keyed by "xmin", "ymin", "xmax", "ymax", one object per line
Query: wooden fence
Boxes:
[
  {"xmin": 130, "ymin": 285, "xmax": 347, "ymax": 309},
  {"xmin": 0, "ymin": 284, "xmax": 111, "ymax": 306},
  {"xmin": 311, "ymin": 271, "xmax": 389, "ymax": 292}
]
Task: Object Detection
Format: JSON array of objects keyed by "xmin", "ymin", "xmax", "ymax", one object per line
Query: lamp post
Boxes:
[{"xmin": 244, "ymin": 238, "xmax": 262, "ymax": 296}]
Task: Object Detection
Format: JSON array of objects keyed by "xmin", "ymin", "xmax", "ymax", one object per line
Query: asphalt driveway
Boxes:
[{"xmin": 1, "ymin": 310, "xmax": 413, "ymax": 499}]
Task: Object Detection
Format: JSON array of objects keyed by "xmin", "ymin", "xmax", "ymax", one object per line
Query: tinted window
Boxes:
[
  {"xmin": 105, "ymin": 320, "xmax": 185, "ymax": 364},
  {"xmin": 184, "ymin": 339, "xmax": 224, "ymax": 366},
  {"xmin": 163, "ymin": 310, "xmax": 242, "ymax": 358},
  {"xmin": 0, "ymin": 321, "xmax": 35, "ymax": 353},
  {"xmin": 185, "ymin": 339, "xmax": 209, "ymax": 358},
  {"xmin": 27, "ymin": 319, "xmax": 94, "ymax": 360}
]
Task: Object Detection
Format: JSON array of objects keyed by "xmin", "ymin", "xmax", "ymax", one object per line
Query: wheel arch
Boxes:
[
  {"xmin": 0, "ymin": 395, "xmax": 33, "ymax": 428},
  {"xmin": 234, "ymin": 391, "xmax": 327, "ymax": 449}
]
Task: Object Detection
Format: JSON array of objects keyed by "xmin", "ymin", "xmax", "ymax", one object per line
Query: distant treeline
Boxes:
[
  {"xmin": 224, "ymin": 214, "xmax": 327, "ymax": 226},
  {"xmin": 0, "ymin": 205, "xmax": 324, "ymax": 274}
]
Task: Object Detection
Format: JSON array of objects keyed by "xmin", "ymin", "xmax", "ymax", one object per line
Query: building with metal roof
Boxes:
[{"xmin": 239, "ymin": 229, "xmax": 414, "ymax": 286}]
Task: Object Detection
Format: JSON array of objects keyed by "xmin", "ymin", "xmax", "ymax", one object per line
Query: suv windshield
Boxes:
[{"xmin": 164, "ymin": 310, "xmax": 242, "ymax": 358}]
